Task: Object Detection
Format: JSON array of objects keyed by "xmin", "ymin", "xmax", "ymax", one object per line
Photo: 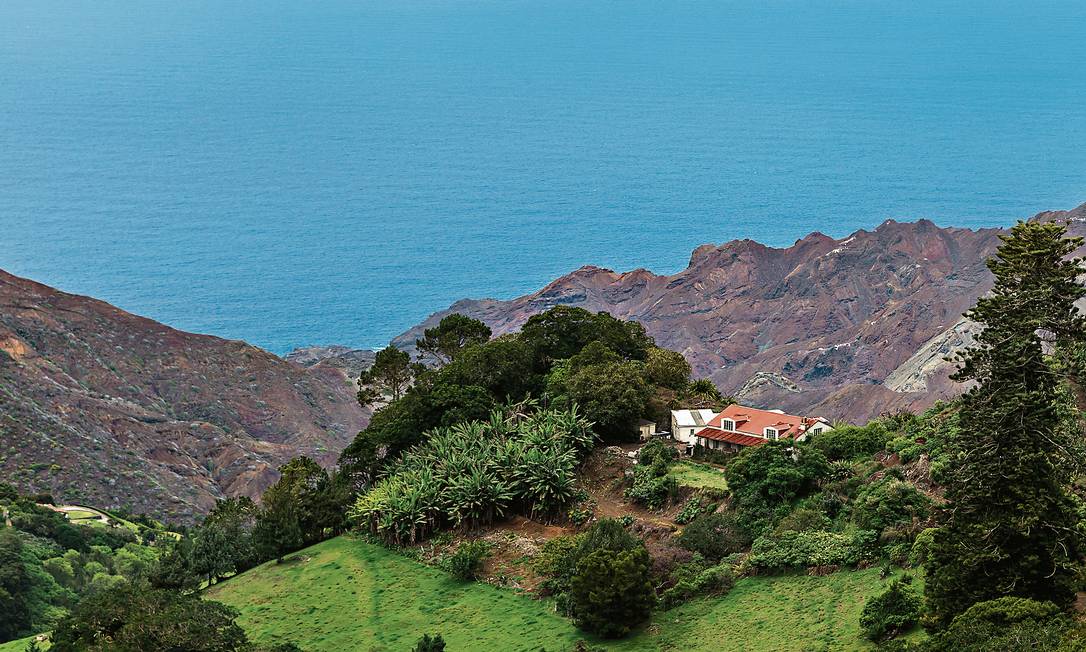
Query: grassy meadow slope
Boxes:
[{"xmin": 208, "ymin": 535, "xmax": 896, "ymax": 652}]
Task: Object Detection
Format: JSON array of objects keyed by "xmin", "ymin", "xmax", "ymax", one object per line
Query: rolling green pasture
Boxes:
[{"xmin": 209, "ymin": 536, "xmax": 899, "ymax": 652}]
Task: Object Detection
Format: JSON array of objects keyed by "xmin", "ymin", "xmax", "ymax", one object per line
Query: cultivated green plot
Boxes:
[{"xmin": 668, "ymin": 461, "xmax": 729, "ymax": 491}]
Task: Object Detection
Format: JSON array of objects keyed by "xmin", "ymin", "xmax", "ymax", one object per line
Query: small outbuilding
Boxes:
[{"xmin": 637, "ymin": 419, "xmax": 657, "ymax": 441}]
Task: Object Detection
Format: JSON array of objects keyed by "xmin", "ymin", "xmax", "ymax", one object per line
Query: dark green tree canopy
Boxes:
[
  {"xmin": 357, "ymin": 345, "xmax": 415, "ymax": 408},
  {"xmin": 566, "ymin": 361, "xmax": 652, "ymax": 442},
  {"xmin": 521, "ymin": 306, "xmax": 653, "ymax": 363},
  {"xmin": 570, "ymin": 546, "xmax": 655, "ymax": 638},
  {"xmin": 643, "ymin": 347, "xmax": 691, "ymax": 391},
  {"xmin": 926, "ymin": 220, "xmax": 1086, "ymax": 626},
  {"xmin": 416, "ymin": 313, "xmax": 492, "ymax": 365},
  {"xmin": 50, "ymin": 583, "xmax": 251, "ymax": 652}
]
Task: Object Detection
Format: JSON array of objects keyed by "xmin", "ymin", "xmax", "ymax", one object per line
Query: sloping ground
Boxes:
[
  {"xmin": 208, "ymin": 535, "xmax": 899, "ymax": 651},
  {"xmin": 0, "ymin": 636, "xmax": 47, "ymax": 652},
  {"xmin": 0, "ymin": 270, "xmax": 369, "ymax": 522},
  {"xmin": 205, "ymin": 536, "xmax": 588, "ymax": 652}
]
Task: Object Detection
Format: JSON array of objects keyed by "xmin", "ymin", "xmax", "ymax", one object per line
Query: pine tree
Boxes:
[{"xmin": 925, "ymin": 220, "xmax": 1086, "ymax": 626}]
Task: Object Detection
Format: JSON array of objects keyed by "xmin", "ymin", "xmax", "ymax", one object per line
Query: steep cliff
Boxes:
[{"xmin": 0, "ymin": 271, "xmax": 368, "ymax": 522}]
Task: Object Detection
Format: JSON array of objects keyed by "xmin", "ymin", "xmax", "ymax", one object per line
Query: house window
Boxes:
[
  {"xmin": 721, "ymin": 419, "xmax": 735, "ymax": 431},
  {"xmin": 764, "ymin": 427, "xmax": 778, "ymax": 440}
]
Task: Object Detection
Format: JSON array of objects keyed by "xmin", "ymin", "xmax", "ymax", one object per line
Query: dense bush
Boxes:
[
  {"xmin": 903, "ymin": 523, "xmax": 938, "ymax": 565},
  {"xmin": 772, "ymin": 507, "xmax": 832, "ymax": 535},
  {"xmin": 570, "ymin": 547, "xmax": 655, "ymax": 638},
  {"xmin": 659, "ymin": 558, "xmax": 736, "ymax": 609},
  {"xmin": 535, "ymin": 519, "xmax": 641, "ymax": 611},
  {"xmin": 624, "ymin": 464, "xmax": 678, "ymax": 510},
  {"xmin": 859, "ymin": 577, "xmax": 922, "ymax": 641},
  {"xmin": 679, "ymin": 513, "xmax": 750, "ymax": 562},
  {"xmin": 851, "ymin": 478, "xmax": 930, "ymax": 534},
  {"xmin": 811, "ymin": 423, "xmax": 894, "ymax": 461},
  {"xmin": 725, "ymin": 441, "xmax": 829, "ymax": 534},
  {"xmin": 637, "ymin": 438, "xmax": 678, "ymax": 468},
  {"xmin": 746, "ymin": 529, "xmax": 877, "ymax": 571},
  {"xmin": 50, "ymin": 583, "xmax": 250, "ymax": 651},
  {"xmin": 690, "ymin": 445, "xmax": 733, "ymax": 465},
  {"xmin": 674, "ymin": 495, "xmax": 720, "ymax": 525},
  {"xmin": 442, "ymin": 540, "xmax": 491, "ymax": 581},
  {"xmin": 413, "ymin": 634, "xmax": 446, "ymax": 652},
  {"xmin": 911, "ymin": 597, "xmax": 1083, "ymax": 652}
]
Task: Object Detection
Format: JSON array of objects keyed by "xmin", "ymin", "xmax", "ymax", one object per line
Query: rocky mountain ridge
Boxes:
[
  {"xmin": 398, "ymin": 204, "xmax": 1086, "ymax": 423},
  {"xmin": 0, "ymin": 271, "xmax": 369, "ymax": 522}
]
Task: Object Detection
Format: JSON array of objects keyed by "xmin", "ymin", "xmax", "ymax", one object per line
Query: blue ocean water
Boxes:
[{"xmin": 2, "ymin": 0, "xmax": 1085, "ymax": 354}]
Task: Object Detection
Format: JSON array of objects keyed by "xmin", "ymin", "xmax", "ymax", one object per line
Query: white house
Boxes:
[{"xmin": 670, "ymin": 409, "xmax": 718, "ymax": 445}]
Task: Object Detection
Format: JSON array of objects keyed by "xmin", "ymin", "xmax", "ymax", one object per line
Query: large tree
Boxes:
[
  {"xmin": 357, "ymin": 345, "xmax": 415, "ymax": 408},
  {"xmin": 50, "ymin": 584, "xmax": 252, "ymax": 652},
  {"xmin": 0, "ymin": 529, "xmax": 31, "ymax": 641},
  {"xmin": 416, "ymin": 313, "xmax": 491, "ymax": 365},
  {"xmin": 566, "ymin": 361, "xmax": 652, "ymax": 442},
  {"xmin": 925, "ymin": 221, "xmax": 1086, "ymax": 626}
]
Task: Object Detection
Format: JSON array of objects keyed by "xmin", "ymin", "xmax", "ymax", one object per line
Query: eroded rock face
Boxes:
[
  {"xmin": 0, "ymin": 271, "xmax": 369, "ymax": 523},
  {"xmin": 398, "ymin": 204, "xmax": 1086, "ymax": 423}
]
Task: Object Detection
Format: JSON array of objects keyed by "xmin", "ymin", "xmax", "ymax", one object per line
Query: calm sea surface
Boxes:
[{"xmin": 2, "ymin": 0, "xmax": 1085, "ymax": 353}]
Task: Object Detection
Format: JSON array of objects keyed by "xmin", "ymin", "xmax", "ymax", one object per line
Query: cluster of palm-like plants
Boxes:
[{"xmin": 350, "ymin": 404, "xmax": 595, "ymax": 544}]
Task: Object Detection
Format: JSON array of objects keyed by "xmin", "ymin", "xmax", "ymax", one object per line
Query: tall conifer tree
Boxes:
[{"xmin": 926, "ymin": 220, "xmax": 1085, "ymax": 625}]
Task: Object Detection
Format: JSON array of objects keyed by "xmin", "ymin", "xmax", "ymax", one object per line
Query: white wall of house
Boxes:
[{"xmin": 670, "ymin": 409, "xmax": 716, "ymax": 444}]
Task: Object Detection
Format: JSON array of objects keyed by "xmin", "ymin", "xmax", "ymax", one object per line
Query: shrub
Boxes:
[
  {"xmin": 660, "ymin": 559, "xmax": 736, "ymax": 609},
  {"xmin": 851, "ymin": 478, "xmax": 930, "ymax": 534},
  {"xmin": 746, "ymin": 529, "xmax": 877, "ymax": 571},
  {"xmin": 691, "ymin": 445, "xmax": 733, "ymax": 465},
  {"xmin": 859, "ymin": 577, "xmax": 922, "ymax": 641},
  {"xmin": 442, "ymin": 540, "xmax": 490, "ymax": 581},
  {"xmin": 907, "ymin": 527, "xmax": 937, "ymax": 567},
  {"xmin": 625, "ymin": 465, "xmax": 678, "ymax": 510},
  {"xmin": 920, "ymin": 597, "xmax": 1075, "ymax": 652},
  {"xmin": 570, "ymin": 547, "xmax": 655, "ymax": 638},
  {"xmin": 773, "ymin": 507, "xmax": 831, "ymax": 535},
  {"xmin": 679, "ymin": 513, "xmax": 751, "ymax": 562},
  {"xmin": 536, "ymin": 519, "xmax": 639, "ymax": 600},
  {"xmin": 674, "ymin": 496, "xmax": 718, "ymax": 525},
  {"xmin": 725, "ymin": 441, "xmax": 829, "ymax": 531},
  {"xmin": 637, "ymin": 438, "xmax": 678, "ymax": 468},
  {"xmin": 413, "ymin": 634, "xmax": 446, "ymax": 652},
  {"xmin": 811, "ymin": 423, "xmax": 893, "ymax": 461}
]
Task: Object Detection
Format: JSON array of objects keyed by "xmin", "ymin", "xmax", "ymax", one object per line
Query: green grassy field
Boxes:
[
  {"xmin": 0, "ymin": 635, "xmax": 48, "ymax": 652},
  {"xmin": 208, "ymin": 536, "xmax": 898, "ymax": 652},
  {"xmin": 207, "ymin": 536, "xmax": 590, "ymax": 651},
  {"xmin": 668, "ymin": 461, "xmax": 729, "ymax": 491},
  {"xmin": 61, "ymin": 508, "xmax": 99, "ymax": 520}
]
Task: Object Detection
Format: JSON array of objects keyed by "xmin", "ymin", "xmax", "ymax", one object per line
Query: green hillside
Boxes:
[{"xmin": 208, "ymin": 535, "xmax": 894, "ymax": 651}]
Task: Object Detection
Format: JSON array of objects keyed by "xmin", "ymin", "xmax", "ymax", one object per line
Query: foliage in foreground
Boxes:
[
  {"xmin": 49, "ymin": 582, "xmax": 298, "ymax": 652},
  {"xmin": 925, "ymin": 221, "xmax": 1086, "ymax": 626},
  {"xmin": 858, "ymin": 576, "xmax": 921, "ymax": 641},
  {"xmin": 351, "ymin": 406, "xmax": 595, "ymax": 544},
  {"xmin": 570, "ymin": 546, "xmax": 655, "ymax": 638}
]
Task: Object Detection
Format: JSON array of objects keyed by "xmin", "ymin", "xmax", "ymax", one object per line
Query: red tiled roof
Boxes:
[
  {"xmin": 692, "ymin": 403, "xmax": 827, "ymax": 447},
  {"xmin": 698, "ymin": 429, "xmax": 766, "ymax": 447}
]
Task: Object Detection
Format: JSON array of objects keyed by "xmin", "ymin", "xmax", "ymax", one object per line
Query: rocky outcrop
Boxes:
[
  {"xmin": 399, "ymin": 204, "xmax": 1086, "ymax": 423},
  {"xmin": 0, "ymin": 271, "xmax": 369, "ymax": 522},
  {"xmin": 286, "ymin": 345, "xmax": 376, "ymax": 382}
]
